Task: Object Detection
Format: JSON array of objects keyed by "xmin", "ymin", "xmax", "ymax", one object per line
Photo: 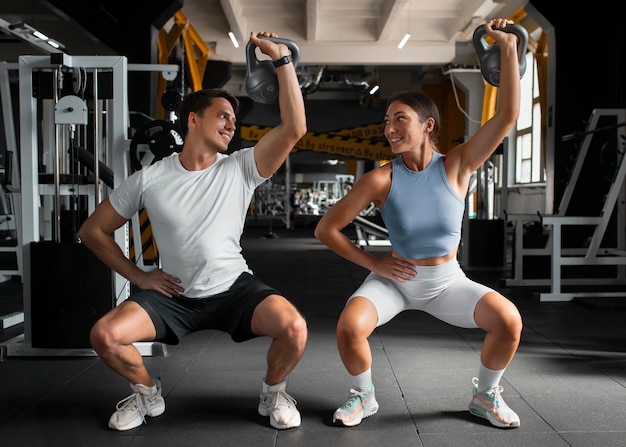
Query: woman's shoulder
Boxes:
[
  {"xmin": 369, "ymin": 159, "xmax": 393, "ymax": 175},
  {"xmin": 361, "ymin": 161, "xmax": 393, "ymax": 189}
]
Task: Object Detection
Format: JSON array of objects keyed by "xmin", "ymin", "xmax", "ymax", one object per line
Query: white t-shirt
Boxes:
[{"xmin": 109, "ymin": 147, "xmax": 268, "ymax": 297}]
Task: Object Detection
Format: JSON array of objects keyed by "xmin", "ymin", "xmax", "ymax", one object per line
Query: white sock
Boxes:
[
  {"xmin": 262, "ymin": 379, "xmax": 286, "ymax": 393},
  {"xmin": 351, "ymin": 368, "xmax": 372, "ymax": 390},
  {"xmin": 477, "ymin": 365, "xmax": 505, "ymax": 392},
  {"xmin": 135, "ymin": 382, "xmax": 157, "ymax": 395}
]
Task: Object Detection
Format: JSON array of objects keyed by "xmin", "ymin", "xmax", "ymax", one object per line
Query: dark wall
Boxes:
[
  {"xmin": 49, "ymin": 0, "xmax": 183, "ymax": 115},
  {"xmin": 530, "ymin": 0, "xmax": 626, "ymax": 213}
]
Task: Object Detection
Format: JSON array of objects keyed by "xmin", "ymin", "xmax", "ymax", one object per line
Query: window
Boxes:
[{"xmin": 514, "ymin": 51, "xmax": 543, "ymax": 184}]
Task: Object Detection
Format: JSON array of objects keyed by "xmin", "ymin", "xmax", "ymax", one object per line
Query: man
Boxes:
[{"xmin": 77, "ymin": 31, "xmax": 307, "ymax": 431}]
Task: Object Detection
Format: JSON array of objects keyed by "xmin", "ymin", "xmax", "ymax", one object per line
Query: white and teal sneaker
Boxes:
[
  {"xmin": 333, "ymin": 385, "xmax": 379, "ymax": 427},
  {"xmin": 468, "ymin": 377, "xmax": 520, "ymax": 428}
]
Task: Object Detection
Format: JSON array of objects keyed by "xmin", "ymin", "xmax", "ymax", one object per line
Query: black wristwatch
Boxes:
[{"xmin": 273, "ymin": 54, "xmax": 292, "ymax": 68}]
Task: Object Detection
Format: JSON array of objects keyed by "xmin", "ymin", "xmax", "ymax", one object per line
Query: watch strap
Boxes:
[{"xmin": 273, "ymin": 54, "xmax": 292, "ymax": 68}]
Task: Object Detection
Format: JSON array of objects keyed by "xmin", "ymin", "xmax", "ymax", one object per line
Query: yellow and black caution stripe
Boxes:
[
  {"xmin": 129, "ymin": 208, "xmax": 159, "ymax": 265},
  {"xmin": 293, "ymin": 131, "xmax": 393, "ymax": 161},
  {"xmin": 330, "ymin": 123, "xmax": 386, "ymax": 140},
  {"xmin": 241, "ymin": 124, "xmax": 393, "ymax": 161}
]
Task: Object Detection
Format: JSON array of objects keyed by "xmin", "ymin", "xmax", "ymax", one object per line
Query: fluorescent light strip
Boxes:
[
  {"xmin": 3, "ymin": 19, "xmax": 65, "ymax": 52},
  {"xmin": 228, "ymin": 32, "xmax": 239, "ymax": 48},
  {"xmin": 398, "ymin": 33, "xmax": 411, "ymax": 49},
  {"xmin": 369, "ymin": 85, "xmax": 380, "ymax": 95},
  {"xmin": 33, "ymin": 30, "xmax": 49, "ymax": 40}
]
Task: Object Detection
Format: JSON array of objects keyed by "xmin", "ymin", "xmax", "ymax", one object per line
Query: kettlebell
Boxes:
[
  {"xmin": 473, "ymin": 23, "xmax": 528, "ymax": 87},
  {"xmin": 244, "ymin": 36, "xmax": 301, "ymax": 104}
]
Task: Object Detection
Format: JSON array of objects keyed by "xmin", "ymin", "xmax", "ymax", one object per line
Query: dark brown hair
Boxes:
[
  {"xmin": 177, "ymin": 88, "xmax": 240, "ymax": 137},
  {"xmin": 387, "ymin": 91, "xmax": 440, "ymax": 148}
]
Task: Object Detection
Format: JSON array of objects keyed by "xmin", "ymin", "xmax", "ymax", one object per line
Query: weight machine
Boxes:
[
  {"xmin": 3, "ymin": 54, "xmax": 178, "ymax": 356},
  {"xmin": 506, "ymin": 109, "xmax": 626, "ymax": 301}
]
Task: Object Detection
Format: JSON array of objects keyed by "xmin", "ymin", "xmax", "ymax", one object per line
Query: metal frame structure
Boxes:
[
  {"xmin": 0, "ymin": 61, "xmax": 23, "ymax": 332},
  {"xmin": 8, "ymin": 54, "xmax": 127, "ymax": 356},
  {"xmin": 4, "ymin": 54, "xmax": 176, "ymax": 356},
  {"xmin": 506, "ymin": 109, "xmax": 626, "ymax": 301},
  {"xmin": 353, "ymin": 215, "xmax": 390, "ymax": 248},
  {"xmin": 0, "ymin": 62, "xmax": 22, "ymax": 279}
]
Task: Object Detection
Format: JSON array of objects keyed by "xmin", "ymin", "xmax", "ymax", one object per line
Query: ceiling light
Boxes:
[
  {"xmin": 398, "ymin": 33, "xmax": 411, "ymax": 49},
  {"xmin": 32, "ymin": 30, "xmax": 49, "ymax": 40},
  {"xmin": 228, "ymin": 32, "xmax": 239, "ymax": 48},
  {"xmin": 369, "ymin": 85, "xmax": 380, "ymax": 95},
  {"xmin": 3, "ymin": 19, "xmax": 66, "ymax": 52}
]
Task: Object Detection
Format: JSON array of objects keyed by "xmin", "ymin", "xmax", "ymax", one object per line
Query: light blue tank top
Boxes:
[{"xmin": 380, "ymin": 152, "xmax": 465, "ymax": 259}]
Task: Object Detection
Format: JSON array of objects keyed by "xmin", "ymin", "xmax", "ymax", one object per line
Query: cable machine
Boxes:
[{"xmin": 4, "ymin": 54, "xmax": 177, "ymax": 356}]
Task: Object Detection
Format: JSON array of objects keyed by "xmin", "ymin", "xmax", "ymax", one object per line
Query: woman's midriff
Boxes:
[{"xmin": 392, "ymin": 248, "xmax": 458, "ymax": 266}]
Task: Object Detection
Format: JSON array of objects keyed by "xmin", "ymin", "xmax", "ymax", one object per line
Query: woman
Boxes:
[{"xmin": 314, "ymin": 18, "xmax": 523, "ymax": 429}]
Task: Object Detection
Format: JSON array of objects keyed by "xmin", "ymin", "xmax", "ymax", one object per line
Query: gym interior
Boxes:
[{"xmin": 0, "ymin": 1, "xmax": 625, "ymax": 446}]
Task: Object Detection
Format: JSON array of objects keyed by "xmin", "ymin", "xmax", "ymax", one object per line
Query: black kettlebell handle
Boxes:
[
  {"xmin": 248, "ymin": 36, "xmax": 301, "ymax": 67},
  {"xmin": 245, "ymin": 36, "xmax": 301, "ymax": 104},
  {"xmin": 473, "ymin": 23, "xmax": 528, "ymax": 87}
]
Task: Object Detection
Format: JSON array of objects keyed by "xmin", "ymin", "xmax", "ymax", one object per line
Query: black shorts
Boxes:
[{"xmin": 129, "ymin": 272, "xmax": 279, "ymax": 345}]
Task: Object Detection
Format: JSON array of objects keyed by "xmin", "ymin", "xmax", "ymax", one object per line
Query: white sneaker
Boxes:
[
  {"xmin": 258, "ymin": 380, "xmax": 301, "ymax": 429},
  {"xmin": 108, "ymin": 378, "xmax": 165, "ymax": 431},
  {"xmin": 333, "ymin": 385, "xmax": 378, "ymax": 427},
  {"xmin": 468, "ymin": 377, "xmax": 520, "ymax": 428}
]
